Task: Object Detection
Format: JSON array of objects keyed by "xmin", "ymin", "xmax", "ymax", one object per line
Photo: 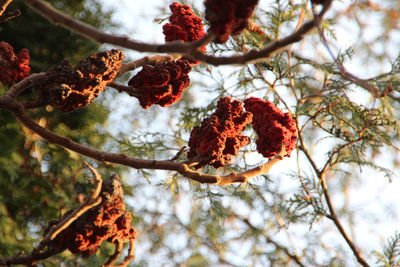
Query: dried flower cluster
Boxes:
[
  {"xmin": 244, "ymin": 97, "xmax": 297, "ymax": 158},
  {"xmin": 205, "ymin": 0, "xmax": 259, "ymax": 43},
  {"xmin": 188, "ymin": 97, "xmax": 252, "ymax": 168},
  {"xmin": 0, "ymin": 41, "xmax": 30, "ymax": 85},
  {"xmin": 52, "ymin": 175, "xmax": 136, "ymax": 257},
  {"xmin": 128, "ymin": 58, "xmax": 191, "ymax": 109},
  {"xmin": 38, "ymin": 49, "xmax": 123, "ymax": 113}
]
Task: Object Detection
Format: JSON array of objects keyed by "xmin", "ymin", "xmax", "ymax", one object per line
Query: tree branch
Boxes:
[
  {"xmin": 0, "ymin": 0, "xmax": 12, "ymax": 15},
  {"xmin": 0, "ymin": 95, "xmax": 284, "ymax": 186},
  {"xmin": 319, "ymin": 172, "xmax": 370, "ymax": 267},
  {"xmin": 117, "ymin": 54, "xmax": 181, "ymax": 76},
  {"xmin": 108, "ymin": 82, "xmax": 142, "ymax": 97},
  {"xmin": 23, "ymin": 0, "xmax": 332, "ymax": 66},
  {"xmin": 6, "ymin": 72, "xmax": 47, "ymax": 99}
]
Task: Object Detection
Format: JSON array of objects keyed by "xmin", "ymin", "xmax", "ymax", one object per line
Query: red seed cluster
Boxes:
[
  {"xmin": 205, "ymin": 0, "xmax": 259, "ymax": 43},
  {"xmin": 0, "ymin": 41, "xmax": 30, "ymax": 85},
  {"xmin": 53, "ymin": 176, "xmax": 136, "ymax": 257},
  {"xmin": 163, "ymin": 2, "xmax": 206, "ymax": 65},
  {"xmin": 128, "ymin": 58, "xmax": 191, "ymax": 109},
  {"xmin": 163, "ymin": 2, "xmax": 206, "ymax": 44},
  {"xmin": 188, "ymin": 97, "xmax": 253, "ymax": 168},
  {"xmin": 244, "ymin": 97, "xmax": 297, "ymax": 158},
  {"xmin": 38, "ymin": 49, "xmax": 123, "ymax": 113}
]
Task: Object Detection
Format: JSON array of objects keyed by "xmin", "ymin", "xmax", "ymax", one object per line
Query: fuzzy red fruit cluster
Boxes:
[
  {"xmin": 37, "ymin": 49, "xmax": 123, "ymax": 113},
  {"xmin": 244, "ymin": 97, "xmax": 297, "ymax": 158},
  {"xmin": 163, "ymin": 2, "xmax": 206, "ymax": 44},
  {"xmin": 53, "ymin": 175, "xmax": 136, "ymax": 257},
  {"xmin": 163, "ymin": 2, "xmax": 206, "ymax": 65},
  {"xmin": 188, "ymin": 97, "xmax": 253, "ymax": 168},
  {"xmin": 0, "ymin": 41, "xmax": 30, "ymax": 85},
  {"xmin": 128, "ymin": 58, "xmax": 191, "ymax": 109},
  {"xmin": 205, "ymin": 0, "xmax": 259, "ymax": 43}
]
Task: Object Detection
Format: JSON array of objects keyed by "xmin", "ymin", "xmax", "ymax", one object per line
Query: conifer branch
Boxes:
[
  {"xmin": 239, "ymin": 216, "xmax": 305, "ymax": 267},
  {"xmin": 319, "ymin": 172, "xmax": 370, "ymax": 267},
  {"xmin": 297, "ymin": 126, "xmax": 370, "ymax": 267}
]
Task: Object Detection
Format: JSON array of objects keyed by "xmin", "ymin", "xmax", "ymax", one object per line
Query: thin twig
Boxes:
[
  {"xmin": 170, "ymin": 146, "xmax": 187, "ymax": 161},
  {"xmin": 319, "ymin": 172, "xmax": 370, "ymax": 267},
  {"xmin": 297, "ymin": 124, "xmax": 369, "ymax": 267},
  {"xmin": 118, "ymin": 54, "xmax": 181, "ymax": 76},
  {"xmin": 312, "ymin": 9, "xmax": 379, "ymax": 97},
  {"xmin": 108, "ymin": 82, "xmax": 143, "ymax": 97},
  {"xmin": 103, "ymin": 240, "xmax": 123, "ymax": 267},
  {"xmin": 0, "ymin": 9, "xmax": 20, "ymax": 22},
  {"xmin": 239, "ymin": 216, "xmax": 305, "ymax": 267},
  {"xmin": 113, "ymin": 240, "xmax": 135, "ymax": 267}
]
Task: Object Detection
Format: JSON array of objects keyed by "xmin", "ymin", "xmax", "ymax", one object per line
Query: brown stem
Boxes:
[
  {"xmin": 297, "ymin": 127, "xmax": 369, "ymax": 266},
  {"xmin": 0, "ymin": 246, "xmax": 65, "ymax": 266},
  {"xmin": 118, "ymin": 55, "xmax": 181, "ymax": 76},
  {"xmin": 0, "ymin": 9, "xmax": 20, "ymax": 22},
  {"xmin": 321, "ymin": 138, "xmax": 363, "ymax": 174},
  {"xmin": 103, "ymin": 240, "xmax": 123, "ymax": 267},
  {"xmin": 6, "ymin": 73, "xmax": 47, "ymax": 99},
  {"xmin": 112, "ymin": 240, "xmax": 135, "ymax": 267},
  {"xmin": 24, "ymin": 0, "xmax": 332, "ymax": 66},
  {"xmin": 0, "ymin": 0, "xmax": 12, "ymax": 15},
  {"xmin": 0, "ymin": 96, "xmax": 284, "ymax": 186},
  {"xmin": 313, "ymin": 12, "xmax": 379, "ymax": 97},
  {"xmin": 319, "ymin": 172, "xmax": 370, "ymax": 267},
  {"xmin": 108, "ymin": 82, "xmax": 142, "ymax": 97}
]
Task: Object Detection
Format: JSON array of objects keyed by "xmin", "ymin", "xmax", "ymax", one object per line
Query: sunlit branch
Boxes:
[
  {"xmin": 24, "ymin": 0, "xmax": 332, "ymax": 66},
  {"xmin": 118, "ymin": 54, "xmax": 181, "ymax": 76},
  {"xmin": 0, "ymin": 96, "xmax": 284, "ymax": 186},
  {"xmin": 0, "ymin": 0, "xmax": 19, "ymax": 22},
  {"xmin": 0, "ymin": 0, "xmax": 12, "ymax": 14}
]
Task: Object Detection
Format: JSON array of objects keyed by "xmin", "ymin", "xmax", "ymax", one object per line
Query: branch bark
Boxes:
[
  {"xmin": 0, "ymin": 92, "xmax": 283, "ymax": 186},
  {"xmin": 0, "ymin": 0, "xmax": 12, "ymax": 15},
  {"xmin": 23, "ymin": 0, "xmax": 332, "ymax": 66}
]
